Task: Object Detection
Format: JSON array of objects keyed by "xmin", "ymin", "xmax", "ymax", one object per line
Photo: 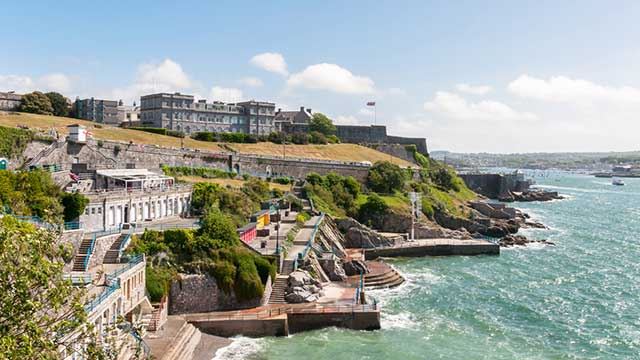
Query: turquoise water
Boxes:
[{"xmin": 215, "ymin": 173, "xmax": 640, "ymax": 359}]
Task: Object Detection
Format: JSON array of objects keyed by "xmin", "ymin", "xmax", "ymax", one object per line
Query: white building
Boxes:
[{"xmin": 76, "ymin": 169, "xmax": 192, "ymax": 232}]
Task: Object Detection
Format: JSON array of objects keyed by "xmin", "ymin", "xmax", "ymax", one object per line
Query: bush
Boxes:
[
  {"xmin": 113, "ymin": 145, "xmax": 121, "ymax": 155},
  {"xmin": 290, "ymin": 132, "xmax": 309, "ymax": 145},
  {"xmin": 146, "ymin": 265, "xmax": 175, "ymax": 302},
  {"xmin": 367, "ymin": 161, "xmax": 406, "ymax": 194},
  {"xmin": 0, "ymin": 126, "xmax": 32, "ymax": 158},
  {"xmin": 60, "ymin": 192, "xmax": 89, "ymax": 222},
  {"xmin": 273, "ymin": 177, "xmax": 292, "ymax": 185},
  {"xmin": 309, "ymin": 131, "xmax": 328, "ymax": 144},
  {"xmin": 357, "ymin": 194, "xmax": 389, "ymax": 229},
  {"xmin": 20, "ymin": 92, "xmax": 53, "ymax": 115},
  {"xmin": 130, "ymin": 127, "xmax": 167, "ymax": 135},
  {"xmin": 196, "ymin": 207, "xmax": 241, "ymax": 249}
]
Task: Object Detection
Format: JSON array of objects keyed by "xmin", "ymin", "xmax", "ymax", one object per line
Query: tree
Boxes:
[
  {"xmin": 19, "ymin": 91, "xmax": 54, "ymax": 115},
  {"xmin": 366, "ymin": 161, "xmax": 407, "ymax": 194},
  {"xmin": 196, "ymin": 207, "xmax": 240, "ymax": 249},
  {"xmin": 309, "ymin": 131, "xmax": 328, "ymax": 144},
  {"xmin": 0, "ymin": 216, "xmax": 105, "ymax": 359},
  {"xmin": 44, "ymin": 92, "xmax": 70, "ymax": 117},
  {"xmin": 357, "ymin": 194, "xmax": 389, "ymax": 229},
  {"xmin": 61, "ymin": 192, "xmax": 89, "ymax": 222},
  {"xmin": 309, "ymin": 113, "xmax": 336, "ymax": 136}
]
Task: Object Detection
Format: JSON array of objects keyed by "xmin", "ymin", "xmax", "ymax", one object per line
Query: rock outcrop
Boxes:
[
  {"xmin": 343, "ymin": 259, "xmax": 369, "ymax": 276},
  {"xmin": 336, "ymin": 217, "xmax": 397, "ymax": 248},
  {"xmin": 285, "ymin": 270, "xmax": 324, "ymax": 303},
  {"xmin": 499, "ymin": 190, "xmax": 563, "ymax": 202},
  {"xmin": 318, "ymin": 256, "xmax": 347, "ymax": 282},
  {"xmin": 499, "ymin": 234, "xmax": 555, "ymax": 247}
]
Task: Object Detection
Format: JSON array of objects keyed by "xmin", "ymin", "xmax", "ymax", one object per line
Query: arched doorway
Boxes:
[
  {"xmin": 233, "ymin": 163, "xmax": 241, "ymax": 174},
  {"xmin": 266, "ymin": 165, "xmax": 272, "ymax": 177}
]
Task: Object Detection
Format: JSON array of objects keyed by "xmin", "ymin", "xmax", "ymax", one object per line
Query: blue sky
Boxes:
[{"xmin": 2, "ymin": 1, "xmax": 640, "ymax": 152}]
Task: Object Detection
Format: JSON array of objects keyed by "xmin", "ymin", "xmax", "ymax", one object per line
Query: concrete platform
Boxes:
[{"xmin": 364, "ymin": 238, "xmax": 499, "ymax": 259}]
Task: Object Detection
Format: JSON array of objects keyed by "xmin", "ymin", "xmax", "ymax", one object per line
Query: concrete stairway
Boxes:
[
  {"xmin": 268, "ymin": 276, "xmax": 289, "ymax": 304},
  {"xmin": 364, "ymin": 263, "xmax": 405, "ymax": 290},
  {"xmin": 160, "ymin": 320, "xmax": 201, "ymax": 360},
  {"xmin": 72, "ymin": 237, "xmax": 94, "ymax": 271},
  {"xmin": 103, "ymin": 234, "xmax": 128, "ymax": 264},
  {"xmin": 281, "ymin": 259, "xmax": 295, "ymax": 276}
]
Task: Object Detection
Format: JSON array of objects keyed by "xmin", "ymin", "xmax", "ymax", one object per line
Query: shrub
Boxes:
[
  {"xmin": 130, "ymin": 127, "xmax": 167, "ymax": 135},
  {"xmin": 208, "ymin": 260, "xmax": 236, "ymax": 293},
  {"xmin": 113, "ymin": 145, "xmax": 121, "ymax": 155},
  {"xmin": 290, "ymin": 132, "xmax": 309, "ymax": 145},
  {"xmin": 357, "ymin": 194, "xmax": 389, "ymax": 229},
  {"xmin": 20, "ymin": 92, "xmax": 53, "ymax": 115},
  {"xmin": 146, "ymin": 265, "xmax": 175, "ymax": 302},
  {"xmin": 309, "ymin": 131, "xmax": 328, "ymax": 144},
  {"xmin": 273, "ymin": 177, "xmax": 292, "ymax": 185},
  {"xmin": 60, "ymin": 192, "xmax": 89, "ymax": 222},
  {"xmin": 367, "ymin": 161, "xmax": 406, "ymax": 194},
  {"xmin": 0, "ymin": 126, "xmax": 32, "ymax": 158}
]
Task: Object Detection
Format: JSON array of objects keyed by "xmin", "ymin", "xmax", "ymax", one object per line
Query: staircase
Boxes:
[
  {"xmin": 364, "ymin": 262, "xmax": 405, "ymax": 290},
  {"xmin": 281, "ymin": 259, "xmax": 295, "ymax": 275},
  {"xmin": 72, "ymin": 237, "xmax": 94, "ymax": 271},
  {"xmin": 268, "ymin": 276, "xmax": 289, "ymax": 304},
  {"xmin": 103, "ymin": 234, "xmax": 128, "ymax": 264}
]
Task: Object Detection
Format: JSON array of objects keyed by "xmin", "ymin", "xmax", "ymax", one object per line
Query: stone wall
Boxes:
[
  {"xmin": 59, "ymin": 230, "xmax": 85, "ymax": 272},
  {"xmin": 169, "ymin": 273, "xmax": 267, "ymax": 314},
  {"xmin": 28, "ymin": 138, "xmax": 371, "ymax": 181},
  {"xmin": 287, "ymin": 309, "xmax": 380, "ymax": 333},
  {"xmin": 459, "ymin": 173, "xmax": 531, "ymax": 199},
  {"xmin": 92, "ymin": 234, "xmax": 121, "ymax": 269},
  {"xmin": 365, "ymin": 144, "xmax": 417, "ymax": 165}
]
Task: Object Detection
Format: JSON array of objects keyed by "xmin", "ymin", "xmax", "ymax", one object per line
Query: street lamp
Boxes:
[{"xmin": 275, "ymin": 206, "xmax": 281, "ymax": 255}]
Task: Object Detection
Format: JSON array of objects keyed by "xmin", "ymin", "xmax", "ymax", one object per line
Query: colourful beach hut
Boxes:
[{"xmin": 237, "ymin": 222, "xmax": 257, "ymax": 244}]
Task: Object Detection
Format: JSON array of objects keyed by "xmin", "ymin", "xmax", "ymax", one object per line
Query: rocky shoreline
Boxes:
[{"xmin": 499, "ymin": 189, "xmax": 564, "ymax": 202}]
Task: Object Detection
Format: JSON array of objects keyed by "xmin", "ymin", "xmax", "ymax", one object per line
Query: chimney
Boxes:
[
  {"xmin": 307, "ymin": 108, "xmax": 312, "ymax": 114},
  {"xmin": 300, "ymin": 106, "xmax": 305, "ymax": 112}
]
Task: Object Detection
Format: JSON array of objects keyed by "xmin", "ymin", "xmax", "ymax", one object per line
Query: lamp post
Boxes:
[{"xmin": 275, "ymin": 207, "xmax": 281, "ymax": 255}]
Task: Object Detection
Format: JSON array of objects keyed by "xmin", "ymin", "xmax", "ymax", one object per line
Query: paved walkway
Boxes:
[{"xmin": 286, "ymin": 215, "xmax": 321, "ymax": 260}]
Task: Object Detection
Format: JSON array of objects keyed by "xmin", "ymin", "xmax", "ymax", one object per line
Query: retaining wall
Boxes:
[
  {"xmin": 287, "ymin": 310, "xmax": 380, "ymax": 333},
  {"xmin": 192, "ymin": 317, "xmax": 289, "ymax": 337},
  {"xmin": 364, "ymin": 242, "xmax": 499, "ymax": 259}
]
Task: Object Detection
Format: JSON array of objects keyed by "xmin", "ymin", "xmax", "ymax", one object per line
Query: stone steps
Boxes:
[
  {"xmin": 103, "ymin": 234, "xmax": 128, "ymax": 264},
  {"xmin": 72, "ymin": 237, "xmax": 95, "ymax": 271},
  {"xmin": 269, "ymin": 276, "xmax": 289, "ymax": 304},
  {"xmin": 161, "ymin": 321, "xmax": 201, "ymax": 360},
  {"xmin": 281, "ymin": 260, "xmax": 295, "ymax": 276},
  {"xmin": 364, "ymin": 264, "xmax": 405, "ymax": 290}
]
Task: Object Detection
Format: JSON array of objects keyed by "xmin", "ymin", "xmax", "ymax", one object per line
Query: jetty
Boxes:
[{"xmin": 364, "ymin": 238, "xmax": 499, "ymax": 259}]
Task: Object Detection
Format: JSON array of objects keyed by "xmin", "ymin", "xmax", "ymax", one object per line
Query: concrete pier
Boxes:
[
  {"xmin": 184, "ymin": 303, "xmax": 380, "ymax": 337},
  {"xmin": 364, "ymin": 238, "xmax": 499, "ymax": 259}
]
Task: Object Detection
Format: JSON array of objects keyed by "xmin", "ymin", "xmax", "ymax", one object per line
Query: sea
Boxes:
[{"xmin": 213, "ymin": 172, "xmax": 640, "ymax": 359}]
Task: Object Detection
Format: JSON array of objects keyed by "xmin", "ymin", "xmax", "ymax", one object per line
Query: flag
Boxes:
[{"xmin": 366, "ymin": 101, "xmax": 376, "ymax": 106}]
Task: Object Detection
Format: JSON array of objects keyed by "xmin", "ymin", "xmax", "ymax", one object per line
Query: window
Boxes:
[
  {"xmin": 91, "ymin": 208, "xmax": 96, "ymax": 215},
  {"xmin": 85, "ymin": 208, "xmax": 89, "ymax": 215}
]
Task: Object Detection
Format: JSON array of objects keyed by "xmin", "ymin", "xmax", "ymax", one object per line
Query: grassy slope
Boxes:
[
  {"xmin": 177, "ymin": 175, "xmax": 292, "ymax": 192},
  {"xmin": 0, "ymin": 112, "xmax": 412, "ymax": 166}
]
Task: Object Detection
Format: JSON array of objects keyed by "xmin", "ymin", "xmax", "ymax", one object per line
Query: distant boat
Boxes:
[{"xmin": 612, "ymin": 178, "xmax": 625, "ymax": 186}]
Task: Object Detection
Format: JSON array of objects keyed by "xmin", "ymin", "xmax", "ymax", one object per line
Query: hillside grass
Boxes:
[
  {"xmin": 0, "ymin": 112, "xmax": 412, "ymax": 166},
  {"xmin": 177, "ymin": 175, "xmax": 292, "ymax": 192}
]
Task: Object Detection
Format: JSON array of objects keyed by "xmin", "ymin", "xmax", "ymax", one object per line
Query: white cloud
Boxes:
[
  {"xmin": 386, "ymin": 87, "xmax": 406, "ymax": 96},
  {"xmin": 0, "ymin": 73, "xmax": 72, "ymax": 94},
  {"xmin": 508, "ymin": 74, "xmax": 640, "ymax": 104},
  {"xmin": 238, "ymin": 77, "xmax": 263, "ymax": 87},
  {"xmin": 111, "ymin": 58, "xmax": 192, "ymax": 103},
  {"xmin": 39, "ymin": 73, "xmax": 72, "ymax": 93},
  {"xmin": 250, "ymin": 52, "xmax": 288, "ymax": 76},
  {"xmin": 455, "ymin": 83, "xmax": 492, "ymax": 95},
  {"xmin": 359, "ymin": 107, "xmax": 374, "ymax": 116},
  {"xmin": 424, "ymin": 91, "xmax": 536, "ymax": 121},
  {"xmin": 287, "ymin": 63, "xmax": 375, "ymax": 95},
  {"xmin": 210, "ymin": 86, "xmax": 244, "ymax": 103}
]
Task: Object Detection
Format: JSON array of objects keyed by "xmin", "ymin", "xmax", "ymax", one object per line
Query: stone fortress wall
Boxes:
[
  {"xmin": 24, "ymin": 139, "xmax": 372, "ymax": 181},
  {"xmin": 283, "ymin": 123, "xmax": 428, "ymax": 155}
]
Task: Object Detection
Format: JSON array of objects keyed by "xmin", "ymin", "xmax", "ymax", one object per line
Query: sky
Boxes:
[{"xmin": 2, "ymin": 0, "xmax": 640, "ymax": 153}]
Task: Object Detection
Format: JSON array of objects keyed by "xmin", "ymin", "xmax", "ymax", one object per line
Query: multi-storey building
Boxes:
[
  {"xmin": 274, "ymin": 106, "xmax": 313, "ymax": 132},
  {"xmin": 117, "ymin": 100, "xmax": 140, "ymax": 125},
  {"xmin": 0, "ymin": 91, "xmax": 23, "ymax": 111},
  {"xmin": 74, "ymin": 98, "xmax": 119, "ymax": 124},
  {"xmin": 139, "ymin": 92, "xmax": 275, "ymax": 135}
]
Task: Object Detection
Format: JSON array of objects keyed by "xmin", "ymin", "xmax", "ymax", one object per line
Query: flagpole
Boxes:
[{"xmin": 374, "ymin": 104, "xmax": 377, "ymax": 125}]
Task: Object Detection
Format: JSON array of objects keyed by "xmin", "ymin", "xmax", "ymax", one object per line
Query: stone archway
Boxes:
[
  {"xmin": 233, "ymin": 163, "xmax": 241, "ymax": 174},
  {"xmin": 266, "ymin": 165, "xmax": 272, "ymax": 177}
]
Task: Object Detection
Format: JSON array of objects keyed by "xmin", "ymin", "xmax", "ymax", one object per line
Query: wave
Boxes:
[
  {"xmin": 381, "ymin": 311, "xmax": 419, "ymax": 330},
  {"xmin": 212, "ymin": 336, "xmax": 264, "ymax": 360}
]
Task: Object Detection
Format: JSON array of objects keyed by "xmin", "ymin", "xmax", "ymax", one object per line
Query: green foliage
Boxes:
[
  {"xmin": 193, "ymin": 131, "xmax": 257, "ymax": 143},
  {"xmin": 196, "ymin": 207, "xmax": 241, "ymax": 249},
  {"xmin": 146, "ymin": 265, "xmax": 176, "ymax": 302},
  {"xmin": 310, "ymin": 113, "xmax": 337, "ymax": 135},
  {"xmin": 0, "ymin": 216, "xmax": 105, "ymax": 358},
  {"xmin": 0, "ymin": 170, "xmax": 63, "ymax": 222},
  {"xmin": 429, "ymin": 167, "xmax": 459, "ymax": 191},
  {"xmin": 60, "ymin": 192, "xmax": 89, "ymax": 222},
  {"xmin": 272, "ymin": 176, "xmax": 292, "ymax": 185},
  {"xmin": 309, "ymin": 131, "xmax": 328, "ymax": 144},
  {"xmin": 327, "ymin": 134, "xmax": 340, "ymax": 144},
  {"xmin": 19, "ymin": 91, "xmax": 53, "ymax": 115},
  {"xmin": 295, "ymin": 211, "xmax": 311, "ymax": 226},
  {"xmin": 290, "ymin": 132, "xmax": 310, "ymax": 144},
  {"xmin": 357, "ymin": 193, "xmax": 389, "ymax": 229},
  {"xmin": 241, "ymin": 177, "xmax": 271, "ymax": 203},
  {"xmin": 367, "ymin": 161, "xmax": 407, "ymax": 194},
  {"xmin": 44, "ymin": 92, "xmax": 69, "ymax": 117},
  {"xmin": 303, "ymin": 172, "xmax": 361, "ymax": 217},
  {"xmin": 0, "ymin": 125, "xmax": 32, "ymax": 158},
  {"xmin": 162, "ymin": 165, "xmax": 234, "ymax": 179}
]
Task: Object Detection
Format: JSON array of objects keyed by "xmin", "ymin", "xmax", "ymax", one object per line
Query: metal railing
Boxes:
[
  {"xmin": 186, "ymin": 303, "xmax": 379, "ymax": 322},
  {"xmin": 354, "ymin": 272, "xmax": 364, "ymax": 304},
  {"xmin": 106, "ymin": 254, "xmax": 145, "ymax": 283},
  {"xmin": 64, "ymin": 221, "xmax": 82, "ymax": 230},
  {"xmin": 82, "ymin": 234, "xmax": 98, "ymax": 271},
  {"xmin": 87, "ymin": 224, "xmax": 123, "ymax": 239},
  {"xmin": 62, "ymin": 273, "xmax": 93, "ymax": 285},
  {"xmin": 293, "ymin": 213, "xmax": 324, "ymax": 271},
  {"xmin": 85, "ymin": 280, "xmax": 120, "ymax": 313},
  {"xmin": 14, "ymin": 215, "xmax": 57, "ymax": 231}
]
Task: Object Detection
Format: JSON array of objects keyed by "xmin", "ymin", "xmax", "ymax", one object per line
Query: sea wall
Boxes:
[
  {"xmin": 364, "ymin": 241, "xmax": 499, "ymax": 259},
  {"xmin": 459, "ymin": 173, "xmax": 531, "ymax": 198},
  {"xmin": 192, "ymin": 317, "xmax": 289, "ymax": 337},
  {"xmin": 287, "ymin": 309, "xmax": 380, "ymax": 333}
]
